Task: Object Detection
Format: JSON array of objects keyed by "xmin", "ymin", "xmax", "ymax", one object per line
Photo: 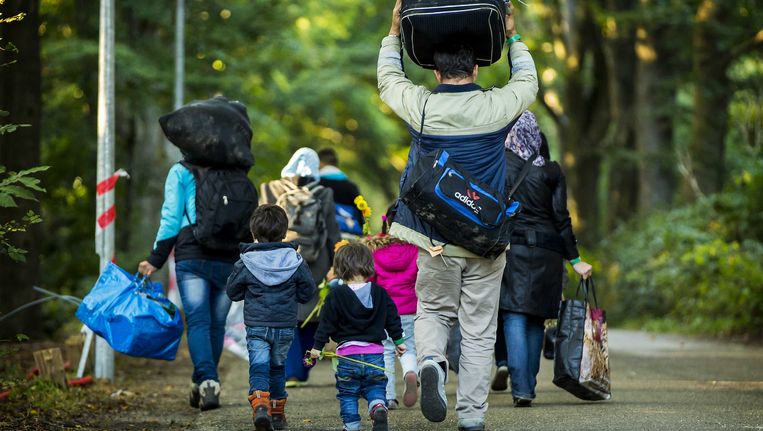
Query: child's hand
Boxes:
[
  {"xmin": 395, "ymin": 344, "xmax": 407, "ymax": 356},
  {"xmin": 309, "ymin": 348, "xmax": 322, "ymax": 359}
]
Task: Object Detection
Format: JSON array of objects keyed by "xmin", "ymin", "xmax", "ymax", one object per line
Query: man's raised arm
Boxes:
[
  {"xmin": 377, "ymin": 0, "xmax": 428, "ymax": 125},
  {"xmin": 493, "ymin": 2, "xmax": 539, "ymax": 120}
]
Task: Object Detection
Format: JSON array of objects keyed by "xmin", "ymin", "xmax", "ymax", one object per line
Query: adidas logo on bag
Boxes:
[{"xmin": 454, "ymin": 189, "xmax": 482, "ymax": 215}]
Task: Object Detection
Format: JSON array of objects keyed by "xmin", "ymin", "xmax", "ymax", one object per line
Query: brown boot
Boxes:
[
  {"xmin": 248, "ymin": 391, "xmax": 273, "ymax": 431},
  {"xmin": 271, "ymin": 398, "xmax": 287, "ymax": 430}
]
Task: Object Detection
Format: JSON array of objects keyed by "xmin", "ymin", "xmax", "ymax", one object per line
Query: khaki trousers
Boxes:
[{"xmin": 414, "ymin": 249, "xmax": 506, "ymax": 421}]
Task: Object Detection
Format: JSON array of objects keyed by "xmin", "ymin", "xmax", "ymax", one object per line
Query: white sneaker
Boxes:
[
  {"xmin": 198, "ymin": 380, "xmax": 221, "ymax": 411},
  {"xmin": 419, "ymin": 358, "xmax": 447, "ymax": 422}
]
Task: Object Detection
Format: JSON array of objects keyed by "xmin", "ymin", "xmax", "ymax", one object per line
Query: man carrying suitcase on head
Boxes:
[{"xmin": 377, "ymin": 1, "xmax": 538, "ymax": 430}]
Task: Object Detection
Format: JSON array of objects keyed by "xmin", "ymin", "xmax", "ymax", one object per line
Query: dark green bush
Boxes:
[{"xmin": 596, "ymin": 158, "xmax": 763, "ymax": 337}]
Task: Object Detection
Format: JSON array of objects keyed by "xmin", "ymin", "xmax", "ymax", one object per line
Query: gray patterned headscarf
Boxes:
[{"xmin": 505, "ymin": 111, "xmax": 545, "ymax": 167}]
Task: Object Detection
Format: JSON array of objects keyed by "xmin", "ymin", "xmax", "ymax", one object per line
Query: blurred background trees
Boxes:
[{"xmin": 0, "ymin": 0, "xmax": 761, "ymax": 337}]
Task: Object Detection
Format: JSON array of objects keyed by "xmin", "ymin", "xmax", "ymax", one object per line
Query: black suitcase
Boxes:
[{"xmin": 401, "ymin": 0, "xmax": 507, "ymax": 69}]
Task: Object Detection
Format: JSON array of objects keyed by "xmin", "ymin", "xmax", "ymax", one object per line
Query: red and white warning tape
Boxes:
[{"xmin": 94, "ymin": 169, "xmax": 129, "ymax": 257}]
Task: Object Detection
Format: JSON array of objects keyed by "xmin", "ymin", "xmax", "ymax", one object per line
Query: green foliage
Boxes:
[
  {"xmin": 0, "ymin": 109, "xmax": 30, "ymax": 134},
  {"xmin": 597, "ymin": 158, "xmax": 763, "ymax": 336},
  {"xmin": 29, "ymin": 0, "xmax": 763, "ymax": 338},
  {"xmin": 0, "ymin": 164, "xmax": 49, "ymax": 261}
]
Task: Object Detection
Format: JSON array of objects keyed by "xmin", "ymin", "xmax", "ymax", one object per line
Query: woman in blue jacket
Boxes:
[{"xmin": 138, "ymin": 163, "xmax": 239, "ymax": 411}]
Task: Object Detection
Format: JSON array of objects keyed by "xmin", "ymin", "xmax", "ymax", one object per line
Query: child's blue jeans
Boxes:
[
  {"xmin": 246, "ymin": 326, "xmax": 295, "ymax": 400},
  {"xmin": 335, "ymin": 353, "xmax": 387, "ymax": 430}
]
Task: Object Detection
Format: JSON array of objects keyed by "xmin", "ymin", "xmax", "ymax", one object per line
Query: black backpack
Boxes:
[{"xmin": 180, "ymin": 162, "xmax": 258, "ymax": 251}]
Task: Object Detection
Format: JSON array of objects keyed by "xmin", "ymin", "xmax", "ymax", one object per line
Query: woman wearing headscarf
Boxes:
[
  {"xmin": 491, "ymin": 111, "xmax": 592, "ymax": 406},
  {"xmin": 261, "ymin": 147, "xmax": 342, "ymax": 386}
]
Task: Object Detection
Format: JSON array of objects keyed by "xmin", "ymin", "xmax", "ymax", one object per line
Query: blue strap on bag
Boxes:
[{"xmin": 76, "ymin": 262, "xmax": 183, "ymax": 361}]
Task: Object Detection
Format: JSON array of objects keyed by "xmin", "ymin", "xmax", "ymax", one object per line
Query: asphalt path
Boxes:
[{"xmin": 191, "ymin": 330, "xmax": 763, "ymax": 431}]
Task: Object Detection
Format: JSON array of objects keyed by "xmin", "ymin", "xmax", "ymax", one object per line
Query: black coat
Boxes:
[
  {"xmin": 319, "ymin": 177, "xmax": 364, "ymax": 226},
  {"xmin": 500, "ymin": 152, "xmax": 580, "ymax": 318}
]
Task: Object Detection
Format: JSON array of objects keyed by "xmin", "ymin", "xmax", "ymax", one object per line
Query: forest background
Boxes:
[{"xmin": 0, "ymin": 0, "xmax": 761, "ymax": 340}]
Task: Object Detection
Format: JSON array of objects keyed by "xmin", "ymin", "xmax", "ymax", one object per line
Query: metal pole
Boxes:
[
  {"xmin": 95, "ymin": 0, "xmax": 116, "ymax": 382},
  {"xmin": 174, "ymin": 0, "xmax": 185, "ymax": 111}
]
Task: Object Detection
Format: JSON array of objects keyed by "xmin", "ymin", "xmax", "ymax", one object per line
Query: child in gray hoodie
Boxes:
[{"xmin": 226, "ymin": 204, "xmax": 316, "ymax": 431}]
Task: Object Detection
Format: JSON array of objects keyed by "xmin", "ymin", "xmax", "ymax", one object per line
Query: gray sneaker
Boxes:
[
  {"xmin": 189, "ymin": 383, "xmax": 200, "ymax": 408},
  {"xmin": 419, "ymin": 359, "xmax": 447, "ymax": 422},
  {"xmin": 198, "ymin": 380, "xmax": 221, "ymax": 411},
  {"xmin": 458, "ymin": 417, "xmax": 485, "ymax": 431}
]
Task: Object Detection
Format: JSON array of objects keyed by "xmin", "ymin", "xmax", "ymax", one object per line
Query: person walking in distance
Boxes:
[
  {"xmin": 138, "ymin": 99, "xmax": 257, "ymax": 411},
  {"xmin": 377, "ymin": 0, "xmax": 538, "ymax": 429},
  {"xmin": 260, "ymin": 147, "xmax": 342, "ymax": 387},
  {"xmin": 491, "ymin": 114, "xmax": 592, "ymax": 406},
  {"xmin": 226, "ymin": 204, "xmax": 316, "ymax": 430},
  {"xmin": 318, "ymin": 148, "xmax": 365, "ymax": 238}
]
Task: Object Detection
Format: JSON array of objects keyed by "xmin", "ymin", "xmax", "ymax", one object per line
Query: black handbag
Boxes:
[
  {"xmin": 553, "ymin": 277, "xmax": 611, "ymax": 401},
  {"xmin": 400, "ymin": 98, "xmax": 533, "ymax": 258},
  {"xmin": 543, "ymin": 325, "xmax": 556, "ymax": 360},
  {"xmin": 400, "ymin": 0, "xmax": 507, "ymax": 69}
]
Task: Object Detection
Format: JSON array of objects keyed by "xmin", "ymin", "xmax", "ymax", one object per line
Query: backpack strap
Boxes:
[
  {"xmin": 416, "ymin": 93, "xmax": 433, "ymax": 147},
  {"xmin": 506, "ymin": 150, "xmax": 539, "ymax": 200},
  {"xmin": 177, "ymin": 161, "xmax": 198, "ymax": 226}
]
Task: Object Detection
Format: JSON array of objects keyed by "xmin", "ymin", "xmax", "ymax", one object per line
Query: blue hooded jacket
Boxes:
[{"xmin": 226, "ymin": 242, "xmax": 317, "ymax": 328}]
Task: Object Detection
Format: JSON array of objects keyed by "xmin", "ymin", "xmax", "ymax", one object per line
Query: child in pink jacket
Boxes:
[{"xmin": 364, "ymin": 212, "xmax": 419, "ymax": 410}]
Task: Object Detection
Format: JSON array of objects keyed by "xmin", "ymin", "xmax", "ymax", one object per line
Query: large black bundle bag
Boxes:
[
  {"xmin": 159, "ymin": 96, "xmax": 254, "ymax": 169},
  {"xmin": 401, "ymin": 0, "xmax": 506, "ymax": 69}
]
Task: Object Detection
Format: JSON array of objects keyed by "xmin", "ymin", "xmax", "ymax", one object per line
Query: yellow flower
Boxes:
[{"xmin": 355, "ymin": 195, "xmax": 371, "ymax": 217}]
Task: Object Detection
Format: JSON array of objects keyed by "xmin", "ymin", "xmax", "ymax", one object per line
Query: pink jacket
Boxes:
[{"xmin": 368, "ymin": 240, "xmax": 418, "ymax": 316}]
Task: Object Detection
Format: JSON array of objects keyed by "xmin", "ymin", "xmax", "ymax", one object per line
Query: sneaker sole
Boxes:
[
  {"xmin": 254, "ymin": 416, "xmax": 274, "ymax": 431},
  {"xmin": 491, "ymin": 367, "xmax": 509, "ymax": 392},
  {"xmin": 419, "ymin": 365, "xmax": 447, "ymax": 422},
  {"xmin": 514, "ymin": 399, "xmax": 532, "ymax": 408},
  {"xmin": 372, "ymin": 408, "xmax": 388, "ymax": 431},
  {"xmin": 402, "ymin": 372, "xmax": 418, "ymax": 407},
  {"xmin": 272, "ymin": 417, "xmax": 286, "ymax": 430},
  {"xmin": 199, "ymin": 393, "xmax": 219, "ymax": 411}
]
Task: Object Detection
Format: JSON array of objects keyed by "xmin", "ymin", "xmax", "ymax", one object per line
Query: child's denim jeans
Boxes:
[
  {"xmin": 246, "ymin": 326, "xmax": 295, "ymax": 400},
  {"xmin": 335, "ymin": 353, "xmax": 387, "ymax": 430}
]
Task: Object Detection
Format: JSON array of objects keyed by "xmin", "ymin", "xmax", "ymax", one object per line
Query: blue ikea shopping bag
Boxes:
[{"xmin": 76, "ymin": 262, "xmax": 183, "ymax": 361}]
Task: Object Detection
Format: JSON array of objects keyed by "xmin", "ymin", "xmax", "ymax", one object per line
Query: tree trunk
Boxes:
[
  {"xmin": 634, "ymin": 22, "xmax": 677, "ymax": 210},
  {"xmin": 599, "ymin": 0, "xmax": 639, "ymax": 229},
  {"xmin": 0, "ymin": 0, "xmax": 43, "ymax": 338},
  {"xmin": 566, "ymin": 11, "xmax": 611, "ymax": 242},
  {"xmin": 689, "ymin": 0, "xmax": 733, "ymax": 195}
]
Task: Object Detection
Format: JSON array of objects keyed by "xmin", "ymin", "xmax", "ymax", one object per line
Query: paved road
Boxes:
[{"xmin": 191, "ymin": 330, "xmax": 763, "ymax": 431}]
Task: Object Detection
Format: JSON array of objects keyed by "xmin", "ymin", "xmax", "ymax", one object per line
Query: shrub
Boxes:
[{"xmin": 597, "ymin": 160, "xmax": 763, "ymax": 337}]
